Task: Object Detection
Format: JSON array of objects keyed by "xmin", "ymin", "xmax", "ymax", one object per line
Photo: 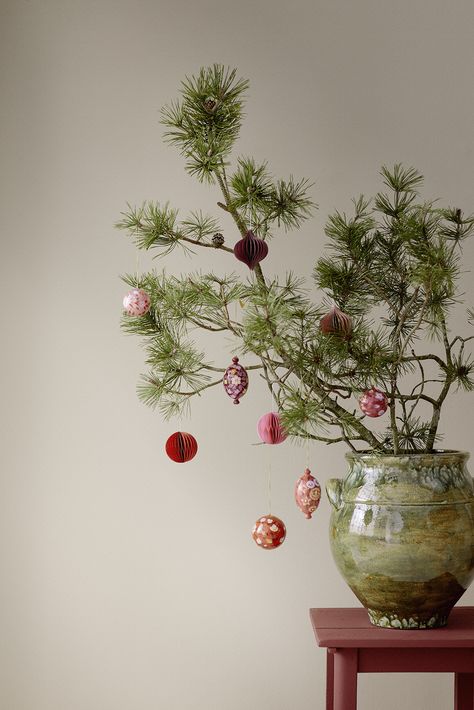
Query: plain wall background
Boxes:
[{"xmin": 1, "ymin": 1, "xmax": 474, "ymax": 708}]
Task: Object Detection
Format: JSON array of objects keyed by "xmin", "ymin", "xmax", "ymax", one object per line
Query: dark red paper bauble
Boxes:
[
  {"xmin": 319, "ymin": 305, "xmax": 353, "ymax": 339},
  {"xmin": 359, "ymin": 387, "xmax": 388, "ymax": 418},
  {"xmin": 252, "ymin": 515, "xmax": 286, "ymax": 549},
  {"xmin": 233, "ymin": 230, "xmax": 268, "ymax": 270},
  {"xmin": 165, "ymin": 432, "xmax": 198, "ymax": 463}
]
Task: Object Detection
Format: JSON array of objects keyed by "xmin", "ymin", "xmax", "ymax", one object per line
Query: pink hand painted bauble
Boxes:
[
  {"xmin": 252, "ymin": 515, "xmax": 286, "ymax": 549},
  {"xmin": 295, "ymin": 468, "xmax": 321, "ymax": 519},
  {"xmin": 223, "ymin": 356, "xmax": 249, "ymax": 404},
  {"xmin": 359, "ymin": 387, "xmax": 388, "ymax": 417},
  {"xmin": 233, "ymin": 230, "xmax": 268, "ymax": 270},
  {"xmin": 123, "ymin": 288, "xmax": 151, "ymax": 316},
  {"xmin": 257, "ymin": 412, "xmax": 287, "ymax": 445},
  {"xmin": 319, "ymin": 305, "xmax": 352, "ymax": 339}
]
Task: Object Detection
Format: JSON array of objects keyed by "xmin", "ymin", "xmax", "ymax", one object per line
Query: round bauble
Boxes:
[
  {"xmin": 257, "ymin": 412, "xmax": 287, "ymax": 445},
  {"xmin": 252, "ymin": 515, "xmax": 286, "ymax": 549},
  {"xmin": 319, "ymin": 305, "xmax": 352, "ymax": 339},
  {"xmin": 123, "ymin": 288, "xmax": 151, "ymax": 316},
  {"xmin": 359, "ymin": 387, "xmax": 388, "ymax": 417},
  {"xmin": 165, "ymin": 432, "xmax": 198, "ymax": 463},
  {"xmin": 223, "ymin": 356, "xmax": 249, "ymax": 405},
  {"xmin": 295, "ymin": 468, "xmax": 321, "ymax": 519},
  {"xmin": 233, "ymin": 230, "xmax": 268, "ymax": 270}
]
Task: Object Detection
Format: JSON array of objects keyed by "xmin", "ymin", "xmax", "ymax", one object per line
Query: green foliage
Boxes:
[
  {"xmin": 161, "ymin": 65, "xmax": 249, "ymax": 182},
  {"xmin": 229, "ymin": 157, "xmax": 315, "ymax": 237},
  {"xmin": 119, "ymin": 68, "xmax": 474, "ymax": 454}
]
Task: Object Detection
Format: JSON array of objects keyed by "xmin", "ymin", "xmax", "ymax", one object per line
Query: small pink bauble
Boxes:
[
  {"xmin": 295, "ymin": 468, "xmax": 321, "ymax": 519},
  {"xmin": 123, "ymin": 288, "xmax": 151, "ymax": 316},
  {"xmin": 257, "ymin": 412, "xmax": 287, "ymax": 445},
  {"xmin": 359, "ymin": 387, "xmax": 388, "ymax": 417},
  {"xmin": 252, "ymin": 515, "xmax": 286, "ymax": 549},
  {"xmin": 223, "ymin": 356, "xmax": 249, "ymax": 404}
]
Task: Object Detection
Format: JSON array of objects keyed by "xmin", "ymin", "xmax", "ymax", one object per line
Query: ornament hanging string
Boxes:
[
  {"xmin": 267, "ymin": 459, "xmax": 272, "ymax": 515},
  {"xmin": 266, "ymin": 381, "xmax": 276, "ymax": 514},
  {"xmin": 247, "ymin": 186, "xmax": 253, "ymax": 232}
]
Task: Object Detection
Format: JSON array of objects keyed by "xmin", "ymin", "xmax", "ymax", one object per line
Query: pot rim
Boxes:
[{"xmin": 345, "ymin": 449, "xmax": 470, "ymax": 461}]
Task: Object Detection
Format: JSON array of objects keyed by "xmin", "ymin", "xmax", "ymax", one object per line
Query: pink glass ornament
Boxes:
[
  {"xmin": 123, "ymin": 288, "xmax": 151, "ymax": 316},
  {"xmin": 319, "ymin": 305, "xmax": 352, "ymax": 339},
  {"xmin": 359, "ymin": 387, "xmax": 388, "ymax": 417},
  {"xmin": 233, "ymin": 230, "xmax": 268, "ymax": 270},
  {"xmin": 252, "ymin": 515, "xmax": 286, "ymax": 549},
  {"xmin": 223, "ymin": 356, "xmax": 249, "ymax": 404},
  {"xmin": 257, "ymin": 412, "xmax": 287, "ymax": 445},
  {"xmin": 295, "ymin": 468, "xmax": 321, "ymax": 519}
]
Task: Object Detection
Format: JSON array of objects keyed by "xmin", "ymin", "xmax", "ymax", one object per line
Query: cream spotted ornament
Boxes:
[
  {"xmin": 359, "ymin": 387, "xmax": 388, "ymax": 417},
  {"xmin": 123, "ymin": 288, "xmax": 151, "ymax": 316},
  {"xmin": 252, "ymin": 515, "xmax": 286, "ymax": 550}
]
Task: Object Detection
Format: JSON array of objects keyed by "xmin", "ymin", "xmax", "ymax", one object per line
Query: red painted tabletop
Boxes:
[{"xmin": 310, "ymin": 607, "xmax": 474, "ymax": 648}]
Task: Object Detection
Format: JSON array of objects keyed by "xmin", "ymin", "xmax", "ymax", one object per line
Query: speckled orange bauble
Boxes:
[{"xmin": 252, "ymin": 515, "xmax": 286, "ymax": 549}]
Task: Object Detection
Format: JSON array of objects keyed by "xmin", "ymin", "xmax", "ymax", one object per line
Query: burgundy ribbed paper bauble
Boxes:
[
  {"xmin": 359, "ymin": 387, "xmax": 388, "ymax": 418},
  {"xmin": 295, "ymin": 468, "xmax": 321, "ymax": 519},
  {"xmin": 252, "ymin": 515, "xmax": 286, "ymax": 549},
  {"xmin": 233, "ymin": 230, "xmax": 268, "ymax": 270},
  {"xmin": 165, "ymin": 432, "xmax": 198, "ymax": 463},
  {"xmin": 223, "ymin": 356, "xmax": 249, "ymax": 404},
  {"xmin": 319, "ymin": 305, "xmax": 352, "ymax": 339},
  {"xmin": 257, "ymin": 412, "xmax": 287, "ymax": 445}
]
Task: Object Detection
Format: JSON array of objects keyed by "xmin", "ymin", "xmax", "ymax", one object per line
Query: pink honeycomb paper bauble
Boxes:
[
  {"xmin": 123, "ymin": 288, "xmax": 151, "ymax": 316},
  {"xmin": 257, "ymin": 412, "xmax": 287, "ymax": 444},
  {"xmin": 359, "ymin": 387, "xmax": 388, "ymax": 417}
]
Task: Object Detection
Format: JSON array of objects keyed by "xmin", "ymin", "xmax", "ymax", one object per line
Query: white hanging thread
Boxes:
[
  {"xmin": 266, "ymin": 382, "xmax": 275, "ymax": 513},
  {"xmin": 247, "ymin": 186, "xmax": 252, "ymax": 232}
]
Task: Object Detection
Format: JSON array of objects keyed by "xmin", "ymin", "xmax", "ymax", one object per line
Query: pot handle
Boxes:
[{"xmin": 326, "ymin": 478, "xmax": 343, "ymax": 511}]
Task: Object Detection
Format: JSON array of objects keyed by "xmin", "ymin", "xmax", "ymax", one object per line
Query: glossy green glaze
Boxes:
[{"xmin": 327, "ymin": 451, "xmax": 474, "ymax": 629}]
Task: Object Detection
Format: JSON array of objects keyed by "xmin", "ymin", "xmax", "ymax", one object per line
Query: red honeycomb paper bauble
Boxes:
[
  {"xmin": 359, "ymin": 387, "xmax": 388, "ymax": 417},
  {"xmin": 223, "ymin": 356, "xmax": 249, "ymax": 404},
  {"xmin": 319, "ymin": 305, "xmax": 352, "ymax": 339},
  {"xmin": 165, "ymin": 432, "xmax": 198, "ymax": 462},
  {"xmin": 233, "ymin": 230, "xmax": 268, "ymax": 270},
  {"xmin": 257, "ymin": 412, "xmax": 287, "ymax": 444},
  {"xmin": 295, "ymin": 468, "xmax": 321, "ymax": 519},
  {"xmin": 252, "ymin": 515, "xmax": 286, "ymax": 549},
  {"xmin": 123, "ymin": 288, "xmax": 151, "ymax": 316}
]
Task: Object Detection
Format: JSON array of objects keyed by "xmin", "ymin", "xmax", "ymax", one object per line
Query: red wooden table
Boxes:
[{"xmin": 310, "ymin": 607, "xmax": 474, "ymax": 710}]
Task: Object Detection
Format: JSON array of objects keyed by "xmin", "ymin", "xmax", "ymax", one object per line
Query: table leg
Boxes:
[
  {"xmin": 333, "ymin": 648, "xmax": 358, "ymax": 710},
  {"xmin": 326, "ymin": 649, "xmax": 334, "ymax": 710},
  {"xmin": 455, "ymin": 673, "xmax": 474, "ymax": 710}
]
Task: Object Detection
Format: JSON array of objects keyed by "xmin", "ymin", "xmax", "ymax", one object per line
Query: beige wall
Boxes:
[{"xmin": 1, "ymin": 1, "xmax": 474, "ymax": 708}]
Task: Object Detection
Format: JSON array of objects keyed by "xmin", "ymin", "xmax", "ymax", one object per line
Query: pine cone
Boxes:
[
  {"xmin": 203, "ymin": 97, "xmax": 218, "ymax": 113},
  {"xmin": 212, "ymin": 233, "xmax": 225, "ymax": 247}
]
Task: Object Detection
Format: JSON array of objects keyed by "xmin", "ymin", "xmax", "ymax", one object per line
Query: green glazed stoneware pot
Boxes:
[{"xmin": 326, "ymin": 451, "xmax": 474, "ymax": 629}]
